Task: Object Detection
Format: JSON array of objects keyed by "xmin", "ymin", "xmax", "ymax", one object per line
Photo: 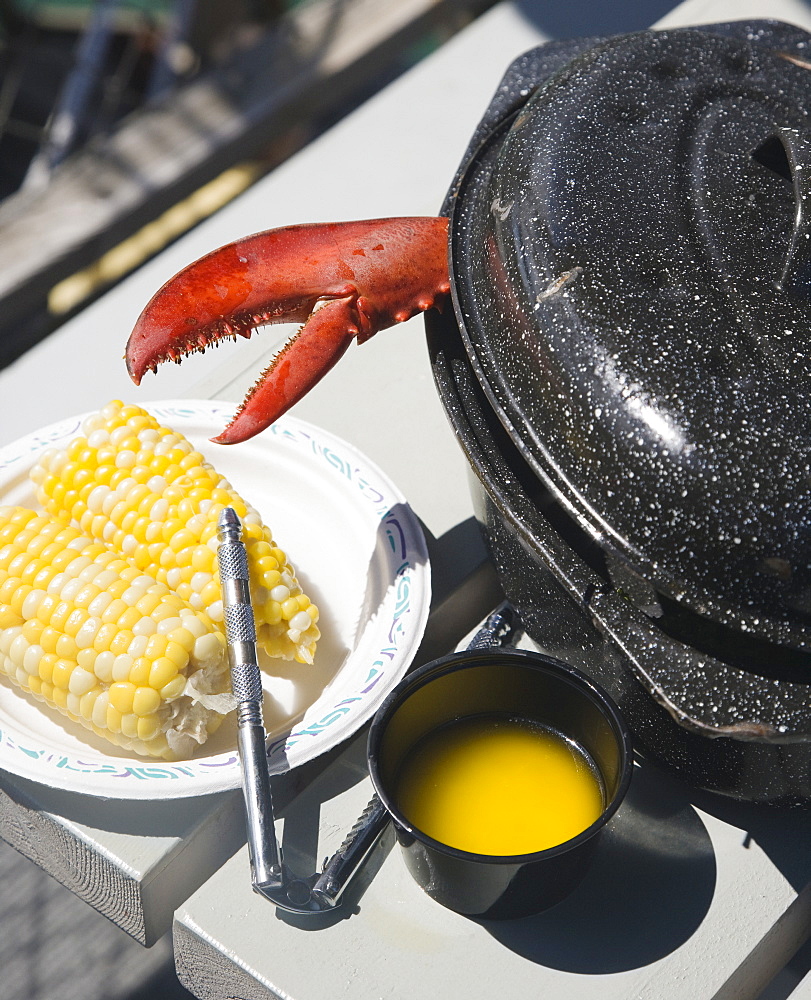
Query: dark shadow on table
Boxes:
[
  {"xmin": 685, "ymin": 779, "xmax": 811, "ymax": 896},
  {"xmin": 481, "ymin": 759, "xmax": 717, "ymax": 973},
  {"xmin": 702, "ymin": 780, "xmax": 811, "ymax": 1000},
  {"xmin": 512, "ymin": 0, "xmax": 696, "ymax": 39},
  {"xmin": 126, "ymin": 963, "xmax": 195, "ymax": 1000},
  {"xmin": 273, "ymin": 731, "xmax": 395, "ymax": 932}
]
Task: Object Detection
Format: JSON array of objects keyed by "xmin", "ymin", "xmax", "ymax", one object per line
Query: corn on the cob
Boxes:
[
  {"xmin": 0, "ymin": 505, "xmax": 233, "ymax": 760},
  {"xmin": 30, "ymin": 400, "xmax": 320, "ymax": 664}
]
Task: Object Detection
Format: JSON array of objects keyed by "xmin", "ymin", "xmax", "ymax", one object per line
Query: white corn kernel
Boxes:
[
  {"xmin": 88, "ymin": 592, "xmax": 112, "ymax": 616},
  {"xmin": 128, "ymin": 635, "xmax": 149, "ymax": 658},
  {"xmin": 21, "ymin": 589, "xmax": 46, "ymax": 620},
  {"xmin": 193, "ymin": 633, "xmax": 222, "ymax": 666},
  {"xmin": 69, "ymin": 667, "xmax": 96, "ymax": 696},
  {"xmin": 75, "ymin": 618, "xmax": 101, "ymax": 649},
  {"xmin": 86, "ymin": 485, "xmax": 109, "ymax": 513},
  {"xmin": 9, "ymin": 633, "xmax": 27, "ymax": 667},
  {"xmin": 157, "ymin": 616, "xmax": 183, "ymax": 635},
  {"xmin": 23, "ymin": 643, "xmax": 43, "ymax": 675},
  {"xmin": 112, "ymin": 654, "xmax": 134, "ymax": 681},
  {"xmin": 94, "ymin": 651, "xmax": 115, "ymax": 683},
  {"xmin": 290, "ymin": 610, "xmax": 313, "ymax": 632}
]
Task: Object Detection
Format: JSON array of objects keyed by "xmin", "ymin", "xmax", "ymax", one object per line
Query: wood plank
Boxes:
[
  {"xmin": 0, "ymin": 0, "xmax": 491, "ymax": 367},
  {"xmin": 0, "ymin": 774, "xmax": 247, "ymax": 945}
]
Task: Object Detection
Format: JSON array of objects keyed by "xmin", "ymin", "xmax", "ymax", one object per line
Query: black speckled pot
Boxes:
[{"xmin": 429, "ymin": 20, "xmax": 811, "ymax": 804}]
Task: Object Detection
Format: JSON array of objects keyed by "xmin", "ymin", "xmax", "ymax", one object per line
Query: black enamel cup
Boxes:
[{"xmin": 367, "ymin": 648, "xmax": 633, "ymax": 919}]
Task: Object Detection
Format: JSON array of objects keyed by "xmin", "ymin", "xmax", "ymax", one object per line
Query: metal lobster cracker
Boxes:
[{"xmin": 218, "ymin": 506, "xmax": 537, "ymax": 914}]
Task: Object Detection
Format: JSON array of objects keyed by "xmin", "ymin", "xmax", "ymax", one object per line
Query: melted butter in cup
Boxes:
[{"xmin": 393, "ymin": 714, "xmax": 604, "ymax": 856}]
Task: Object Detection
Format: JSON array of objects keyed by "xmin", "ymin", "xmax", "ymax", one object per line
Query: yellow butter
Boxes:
[{"xmin": 393, "ymin": 714, "xmax": 604, "ymax": 855}]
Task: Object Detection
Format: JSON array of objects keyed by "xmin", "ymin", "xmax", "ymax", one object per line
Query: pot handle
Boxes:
[
  {"xmin": 466, "ymin": 602, "xmax": 523, "ymax": 649},
  {"xmin": 762, "ymin": 127, "xmax": 811, "ymax": 295}
]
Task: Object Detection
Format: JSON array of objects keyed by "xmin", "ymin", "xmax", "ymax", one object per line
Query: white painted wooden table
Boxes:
[
  {"xmin": 1, "ymin": 0, "xmax": 811, "ymax": 997},
  {"xmin": 174, "ymin": 689, "xmax": 811, "ymax": 1000}
]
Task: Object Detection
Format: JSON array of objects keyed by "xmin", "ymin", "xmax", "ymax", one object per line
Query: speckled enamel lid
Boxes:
[{"xmin": 451, "ymin": 25, "xmax": 811, "ymax": 646}]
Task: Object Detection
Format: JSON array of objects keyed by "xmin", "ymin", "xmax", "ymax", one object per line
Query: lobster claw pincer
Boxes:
[{"xmin": 126, "ymin": 217, "xmax": 450, "ymax": 444}]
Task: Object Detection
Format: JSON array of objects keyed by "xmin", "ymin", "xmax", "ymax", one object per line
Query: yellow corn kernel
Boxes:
[
  {"xmin": 281, "ymin": 597, "xmax": 300, "ymax": 621},
  {"xmin": 106, "ymin": 704, "xmax": 123, "ymax": 733},
  {"xmin": 52, "ymin": 658, "xmax": 73, "ymax": 689},
  {"xmin": 100, "ymin": 598, "xmax": 126, "ymax": 625},
  {"xmin": 77, "ymin": 647, "xmax": 96, "ymax": 670},
  {"xmin": 137, "ymin": 715, "xmax": 162, "ymax": 741},
  {"xmin": 49, "ymin": 600, "xmax": 72, "ymax": 632},
  {"xmin": 161, "ymin": 676, "xmax": 186, "ymax": 700},
  {"xmin": 148, "ymin": 656, "xmax": 178, "ymax": 690},
  {"xmin": 135, "ymin": 592, "xmax": 162, "ymax": 617},
  {"xmin": 121, "ymin": 713, "xmax": 140, "ymax": 738},
  {"xmin": 38, "ymin": 653, "xmax": 56, "ymax": 683},
  {"xmin": 40, "ymin": 626, "xmax": 59, "ymax": 654},
  {"xmin": 79, "ymin": 688, "xmax": 98, "ymax": 720},
  {"xmin": 144, "ymin": 634, "xmax": 168, "ymax": 660},
  {"xmin": 0, "ymin": 606, "xmax": 21, "ymax": 629},
  {"xmin": 55, "ymin": 633, "xmax": 79, "ymax": 661},
  {"xmin": 0, "ymin": 579, "xmax": 20, "ymax": 606},
  {"xmin": 163, "ymin": 640, "xmax": 189, "ymax": 669},
  {"xmin": 133, "ymin": 686, "xmax": 161, "ymax": 716},
  {"xmin": 63, "ymin": 607, "xmax": 88, "ymax": 638},
  {"xmin": 166, "ymin": 626, "xmax": 195, "ymax": 651},
  {"xmin": 129, "ymin": 657, "xmax": 152, "ymax": 686},
  {"xmin": 93, "ymin": 622, "xmax": 119, "ymax": 652},
  {"xmin": 118, "ymin": 606, "xmax": 142, "ymax": 631},
  {"xmin": 109, "ymin": 681, "xmax": 135, "ymax": 714},
  {"xmin": 108, "ymin": 628, "xmax": 134, "ymax": 656}
]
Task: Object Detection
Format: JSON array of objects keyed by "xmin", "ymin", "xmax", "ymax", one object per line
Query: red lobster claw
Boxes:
[{"xmin": 126, "ymin": 217, "xmax": 450, "ymax": 444}]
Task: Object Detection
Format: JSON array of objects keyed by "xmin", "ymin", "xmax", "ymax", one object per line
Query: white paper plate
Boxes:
[{"xmin": 0, "ymin": 400, "xmax": 430, "ymax": 799}]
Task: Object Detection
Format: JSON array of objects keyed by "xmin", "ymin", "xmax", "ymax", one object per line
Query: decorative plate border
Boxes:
[{"xmin": 0, "ymin": 401, "xmax": 431, "ymax": 797}]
